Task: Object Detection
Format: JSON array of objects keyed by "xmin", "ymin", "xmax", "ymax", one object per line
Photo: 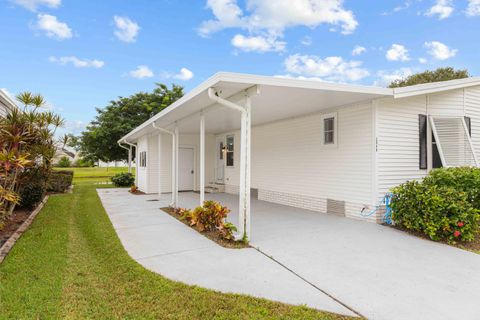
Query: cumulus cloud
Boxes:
[
  {"xmin": 425, "ymin": 0, "xmax": 454, "ymax": 19},
  {"xmin": 113, "ymin": 16, "xmax": 140, "ymax": 43},
  {"xmin": 466, "ymin": 0, "xmax": 480, "ymax": 16},
  {"xmin": 129, "ymin": 65, "xmax": 154, "ymax": 79},
  {"xmin": 300, "ymin": 36, "xmax": 312, "ymax": 46},
  {"xmin": 419, "ymin": 57, "xmax": 428, "ymax": 64},
  {"xmin": 34, "ymin": 14, "xmax": 72, "ymax": 40},
  {"xmin": 11, "ymin": 0, "xmax": 60, "ymax": 11},
  {"xmin": 49, "ymin": 56, "xmax": 104, "ymax": 68},
  {"xmin": 374, "ymin": 68, "xmax": 413, "ymax": 87},
  {"xmin": 231, "ymin": 34, "xmax": 286, "ymax": 52},
  {"xmin": 424, "ymin": 41, "xmax": 457, "ymax": 60},
  {"xmin": 284, "ymin": 54, "xmax": 370, "ymax": 82},
  {"xmin": 199, "ymin": 0, "xmax": 358, "ymax": 52},
  {"xmin": 173, "ymin": 68, "xmax": 194, "ymax": 81},
  {"xmin": 386, "ymin": 44, "xmax": 410, "ymax": 61},
  {"xmin": 352, "ymin": 45, "xmax": 366, "ymax": 56}
]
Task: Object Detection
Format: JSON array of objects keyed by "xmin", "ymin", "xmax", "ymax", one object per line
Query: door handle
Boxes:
[{"xmin": 191, "ymin": 170, "xmax": 194, "ymax": 174}]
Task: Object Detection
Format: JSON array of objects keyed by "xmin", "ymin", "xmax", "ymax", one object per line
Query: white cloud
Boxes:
[
  {"xmin": 11, "ymin": 0, "xmax": 60, "ymax": 11},
  {"xmin": 173, "ymin": 68, "xmax": 194, "ymax": 81},
  {"xmin": 374, "ymin": 68, "xmax": 413, "ymax": 87},
  {"xmin": 300, "ymin": 36, "xmax": 312, "ymax": 46},
  {"xmin": 113, "ymin": 16, "xmax": 140, "ymax": 43},
  {"xmin": 284, "ymin": 54, "xmax": 370, "ymax": 82},
  {"xmin": 199, "ymin": 0, "xmax": 358, "ymax": 51},
  {"xmin": 352, "ymin": 45, "xmax": 366, "ymax": 56},
  {"xmin": 49, "ymin": 56, "xmax": 104, "ymax": 68},
  {"xmin": 129, "ymin": 65, "xmax": 154, "ymax": 79},
  {"xmin": 231, "ymin": 34, "xmax": 286, "ymax": 52},
  {"xmin": 64, "ymin": 120, "xmax": 86, "ymax": 135},
  {"xmin": 386, "ymin": 44, "xmax": 410, "ymax": 61},
  {"xmin": 35, "ymin": 14, "xmax": 72, "ymax": 40},
  {"xmin": 382, "ymin": 1, "xmax": 412, "ymax": 15},
  {"xmin": 466, "ymin": 0, "xmax": 480, "ymax": 16},
  {"xmin": 419, "ymin": 57, "xmax": 428, "ymax": 64},
  {"xmin": 425, "ymin": 0, "xmax": 454, "ymax": 19},
  {"xmin": 424, "ymin": 41, "xmax": 457, "ymax": 60}
]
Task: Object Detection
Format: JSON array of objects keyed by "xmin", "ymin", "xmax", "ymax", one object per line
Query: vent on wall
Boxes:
[{"xmin": 327, "ymin": 199, "xmax": 345, "ymax": 216}]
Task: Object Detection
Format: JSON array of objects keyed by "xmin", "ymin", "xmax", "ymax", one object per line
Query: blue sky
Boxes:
[{"xmin": 1, "ymin": 0, "xmax": 480, "ymax": 136}]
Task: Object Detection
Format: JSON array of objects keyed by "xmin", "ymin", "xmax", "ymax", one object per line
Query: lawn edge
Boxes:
[{"xmin": 0, "ymin": 195, "xmax": 49, "ymax": 264}]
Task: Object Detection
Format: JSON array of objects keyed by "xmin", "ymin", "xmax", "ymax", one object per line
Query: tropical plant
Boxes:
[
  {"xmin": 0, "ymin": 91, "xmax": 64, "ymax": 227},
  {"xmin": 179, "ymin": 200, "xmax": 235, "ymax": 239}
]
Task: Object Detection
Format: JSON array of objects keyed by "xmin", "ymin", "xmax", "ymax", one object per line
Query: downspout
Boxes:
[
  {"xmin": 207, "ymin": 87, "xmax": 248, "ymax": 241},
  {"xmin": 152, "ymin": 122, "xmax": 176, "ymax": 207},
  {"xmin": 118, "ymin": 141, "xmax": 132, "ymax": 173}
]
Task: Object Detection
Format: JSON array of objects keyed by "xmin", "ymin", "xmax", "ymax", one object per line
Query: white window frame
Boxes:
[{"xmin": 321, "ymin": 112, "xmax": 338, "ymax": 147}]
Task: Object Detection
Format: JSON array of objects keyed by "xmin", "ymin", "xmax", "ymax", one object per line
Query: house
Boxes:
[
  {"xmin": 118, "ymin": 72, "xmax": 480, "ymax": 240},
  {"xmin": 0, "ymin": 89, "xmax": 17, "ymax": 116}
]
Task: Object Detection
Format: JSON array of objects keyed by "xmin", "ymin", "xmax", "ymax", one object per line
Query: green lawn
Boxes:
[
  {"xmin": 0, "ymin": 180, "xmax": 353, "ymax": 319},
  {"xmin": 54, "ymin": 166, "xmax": 136, "ymax": 185}
]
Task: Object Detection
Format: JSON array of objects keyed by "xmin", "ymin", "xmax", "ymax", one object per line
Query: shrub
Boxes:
[
  {"xmin": 57, "ymin": 156, "xmax": 72, "ymax": 168},
  {"xmin": 178, "ymin": 200, "xmax": 235, "ymax": 239},
  {"xmin": 74, "ymin": 158, "xmax": 94, "ymax": 167},
  {"xmin": 19, "ymin": 182, "xmax": 46, "ymax": 210},
  {"xmin": 391, "ymin": 169, "xmax": 480, "ymax": 243},
  {"xmin": 47, "ymin": 170, "xmax": 73, "ymax": 192},
  {"xmin": 111, "ymin": 172, "xmax": 135, "ymax": 187}
]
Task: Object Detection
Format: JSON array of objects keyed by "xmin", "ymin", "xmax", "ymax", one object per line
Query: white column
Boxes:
[
  {"xmin": 127, "ymin": 146, "xmax": 132, "ymax": 173},
  {"xmin": 237, "ymin": 106, "xmax": 247, "ymax": 240},
  {"xmin": 200, "ymin": 113, "xmax": 205, "ymax": 206},
  {"xmin": 171, "ymin": 133, "xmax": 176, "ymax": 207},
  {"xmin": 134, "ymin": 146, "xmax": 139, "ymax": 186},
  {"xmin": 174, "ymin": 124, "xmax": 179, "ymax": 207},
  {"xmin": 157, "ymin": 133, "xmax": 162, "ymax": 200},
  {"xmin": 244, "ymin": 96, "xmax": 252, "ymax": 240}
]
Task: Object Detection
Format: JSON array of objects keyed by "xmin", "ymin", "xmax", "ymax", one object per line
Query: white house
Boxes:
[
  {"xmin": 119, "ymin": 73, "xmax": 480, "ymax": 240},
  {"xmin": 0, "ymin": 89, "xmax": 17, "ymax": 116}
]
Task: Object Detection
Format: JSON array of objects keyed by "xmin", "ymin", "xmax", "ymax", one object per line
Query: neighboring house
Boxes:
[
  {"xmin": 119, "ymin": 73, "xmax": 480, "ymax": 239},
  {"xmin": 0, "ymin": 89, "xmax": 17, "ymax": 116},
  {"xmin": 53, "ymin": 147, "xmax": 77, "ymax": 165}
]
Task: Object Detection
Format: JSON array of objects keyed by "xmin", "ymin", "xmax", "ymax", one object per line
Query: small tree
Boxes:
[{"xmin": 389, "ymin": 67, "xmax": 470, "ymax": 88}]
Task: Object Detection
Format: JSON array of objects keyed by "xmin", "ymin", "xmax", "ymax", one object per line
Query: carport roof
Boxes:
[{"xmin": 120, "ymin": 72, "xmax": 393, "ymax": 141}]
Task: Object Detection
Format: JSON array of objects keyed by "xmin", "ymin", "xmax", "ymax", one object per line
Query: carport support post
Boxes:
[
  {"xmin": 199, "ymin": 113, "xmax": 205, "ymax": 206},
  {"xmin": 157, "ymin": 133, "xmax": 162, "ymax": 200},
  {"xmin": 238, "ymin": 95, "xmax": 252, "ymax": 241},
  {"xmin": 174, "ymin": 124, "xmax": 179, "ymax": 207},
  {"xmin": 127, "ymin": 147, "xmax": 132, "ymax": 173}
]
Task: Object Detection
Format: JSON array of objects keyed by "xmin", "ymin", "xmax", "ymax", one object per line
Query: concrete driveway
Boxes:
[{"xmin": 99, "ymin": 189, "xmax": 480, "ymax": 320}]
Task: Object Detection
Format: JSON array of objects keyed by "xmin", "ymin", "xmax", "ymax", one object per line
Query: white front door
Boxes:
[
  {"xmin": 178, "ymin": 147, "xmax": 194, "ymax": 191},
  {"xmin": 215, "ymin": 136, "xmax": 225, "ymax": 183}
]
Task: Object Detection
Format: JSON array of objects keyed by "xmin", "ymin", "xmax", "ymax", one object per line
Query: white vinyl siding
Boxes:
[
  {"xmin": 376, "ymin": 86, "xmax": 480, "ymax": 200},
  {"xmin": 465, "ymin": 85, "xmax": 480, "ymax": 160},
  {"xmin": 221, "ymin": 101, "xmax": 374, "ymax": 218}
]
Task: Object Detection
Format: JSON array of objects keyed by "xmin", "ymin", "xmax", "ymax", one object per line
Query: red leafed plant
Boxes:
[{"xmin": 177, "ymin": 200, "xmax": 236, "ymax": 240}]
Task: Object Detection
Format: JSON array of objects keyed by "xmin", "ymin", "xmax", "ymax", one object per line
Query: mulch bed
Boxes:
[
  {"xmin": 390, "ymin": 224, "xmax": 480, "ymax": 254},
  {"xmin": 161, "ymin": 207, "xmax": 250, "ymax": 249},
  {"xmin": 130, "ymin": 190, "xmax": 146, "ymax": 195},
  {"xmin": 0, "ymin": 209, "xmax": 31, "ymax": 248}
]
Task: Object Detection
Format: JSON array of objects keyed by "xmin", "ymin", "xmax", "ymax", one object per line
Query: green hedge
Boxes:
[
  {"xmin": 47, "ymin": 170, "xmax": 74, "ymax": 193},
  {"xmin": 391, "ymin": 167, "xmax": 480, "ymax": 243},
  {"xmin": 111, "ymin": 172, "xmax": 135, "ymax": 187}
]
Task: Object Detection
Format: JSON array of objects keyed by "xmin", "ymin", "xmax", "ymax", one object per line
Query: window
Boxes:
[
  {"xmin": 226, "ymin": 135, "xmax": 234, "ymax": 167},
  {"xmin": 139, "ymin": 151, "xmax": 147, "ymax": 167},
  {"xmin": 321, "ymin": 113, "xmax": 337, "ymax": 146}
]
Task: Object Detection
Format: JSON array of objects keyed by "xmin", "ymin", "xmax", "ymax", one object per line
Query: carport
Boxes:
[{"xmin": 118, "ymin": 72, "xmax": 391, "ymax": 241}]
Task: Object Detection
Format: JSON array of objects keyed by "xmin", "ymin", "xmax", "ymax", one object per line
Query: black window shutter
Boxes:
[
  {"xmin": 419, "ymin": 114, "xmax": 427, "ymax": 169},
  {"xmin": 464, "ymin": 116, "xmax": 472, "ymax": 137}
]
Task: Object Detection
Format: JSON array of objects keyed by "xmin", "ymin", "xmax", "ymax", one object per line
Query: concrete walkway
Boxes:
[
  {"xmin": 97, "ymin": 189, "xmax": 356, "ymax": 317},
  {"xmin": 98, "ymin": 189, "xmax": 480, "ymax": 320}
]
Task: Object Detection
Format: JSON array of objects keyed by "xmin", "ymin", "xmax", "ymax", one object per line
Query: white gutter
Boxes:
[
  {"xmin": 207, "ymin": 88, "xmax": 246, "ymax": 114},
  {"xmin": 152, "ymin": 121, "xmax": 176, "ymax": 207}
]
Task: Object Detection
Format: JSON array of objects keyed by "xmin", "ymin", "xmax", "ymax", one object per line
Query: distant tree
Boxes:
[
  {"xmin": 57, "ymin": 156, "xmax": 72, "ymax": 168},
  {"xmin": 79, "ymin": 84, "xmax": 184, "ymax": 162},
  {"xmin": 389, "ymin": 67, "xmax": 470, "ymax": 88}
]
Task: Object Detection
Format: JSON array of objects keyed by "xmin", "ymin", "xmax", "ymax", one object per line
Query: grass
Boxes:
[
  {"xmin": 0, "ymin": 179, "xmax": 354, "ymax": 319},
  {"xmin": 54, "ymin": 166, "xmax": 135, "ymax": 185}
]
